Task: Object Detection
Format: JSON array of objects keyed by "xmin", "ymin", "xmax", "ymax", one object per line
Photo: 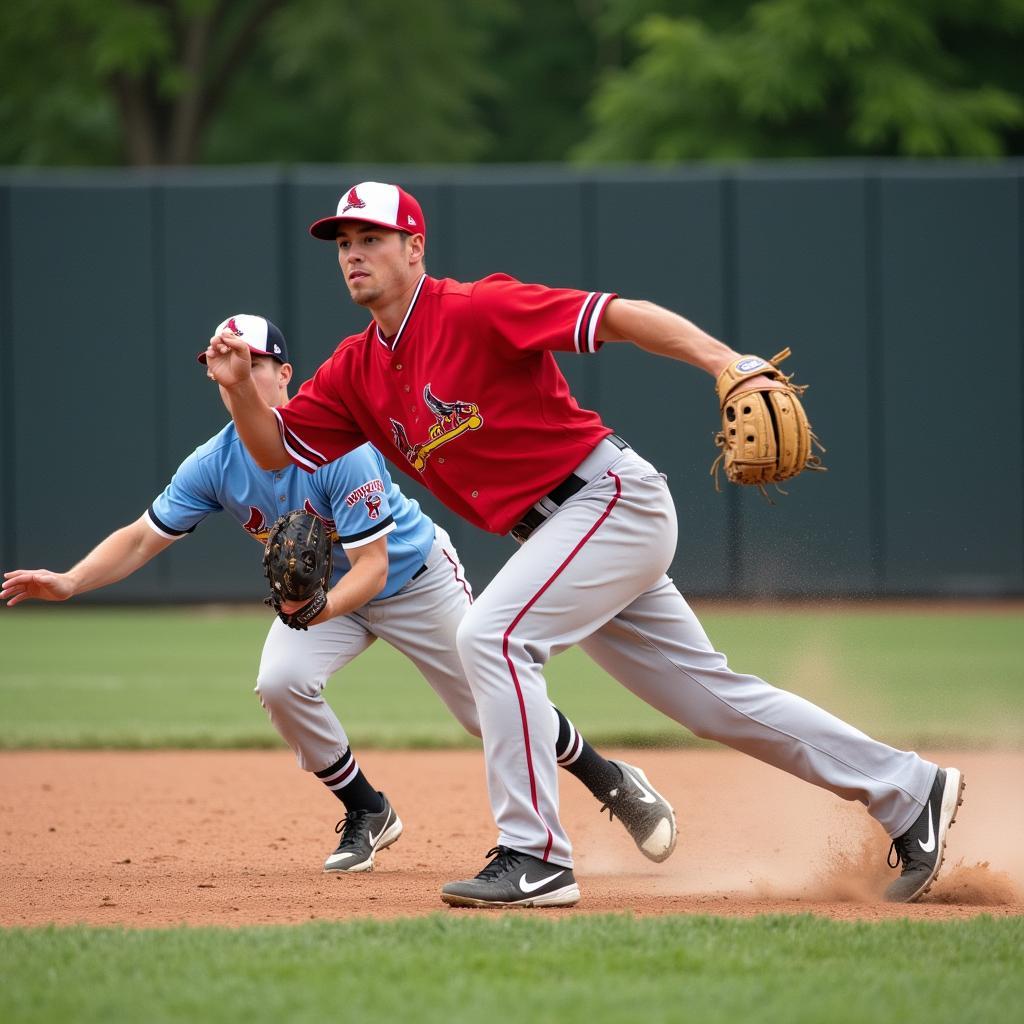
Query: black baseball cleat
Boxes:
[
  {"xmin": 441, "ymin": 846, "xmax": 581, "ymax": 908},
  {"xmin": 884, "ymin": 767, "xmax": 965, "ymax": 903},
  {"xmin": 600, "ymin": 760, "xmax": 678, "ymax": 863},
  {"xmin": 323, "ymin": 792, "xmax": 403, "ymax": 873}
]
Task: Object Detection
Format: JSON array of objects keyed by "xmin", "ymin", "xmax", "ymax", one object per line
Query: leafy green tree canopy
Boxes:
[
  {"xmin": 577, "ymin": 0, "xmax": 1024, "ymax": 159},
  {"xmin": 1, "ymin": 0, "xmax": 1022, "ymax": 165}
]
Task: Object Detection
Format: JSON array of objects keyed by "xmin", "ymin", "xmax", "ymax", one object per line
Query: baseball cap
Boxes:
[
  {"xmin": 309, "ymin": 181, "xmax": 425, "ymax": 241},
  {"xmin": 197, "ymin": 314, "xmax": 289, "ymax": 365}
]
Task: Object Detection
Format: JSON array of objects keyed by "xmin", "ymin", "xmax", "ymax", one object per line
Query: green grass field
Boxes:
[
  {"xmin": 2, "ymin": 915, "xmax": 1022, "ymax": 1024},
  {"xmin": 1, "ymin": 605, "xmax": 1021, "ymax": 749},
  {"xmin": 2, "ymin": 603, "xmax": 1021, "ymax": 1024}
]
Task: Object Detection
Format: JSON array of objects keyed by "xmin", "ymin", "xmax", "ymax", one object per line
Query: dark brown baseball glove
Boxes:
[
  {"xmin": 710, "ymin": 347, "xmax": 825, "ymax": 499},
  {"xmin": 262, "ymin": 509, "xmax": 333, "ymax": 630}
]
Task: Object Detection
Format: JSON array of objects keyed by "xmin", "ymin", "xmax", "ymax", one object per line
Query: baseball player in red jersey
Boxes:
[{"xmin": 206, "ymin": 181, "xmax": 966, "ymax": 908}]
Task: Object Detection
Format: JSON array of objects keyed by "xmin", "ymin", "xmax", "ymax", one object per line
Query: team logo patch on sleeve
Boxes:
[{"xmin": 344, "ymin": 479, "xmax": 385, "ymax": 512}]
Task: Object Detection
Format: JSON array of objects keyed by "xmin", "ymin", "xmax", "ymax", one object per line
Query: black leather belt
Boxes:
[
  {"xmin": 411, "ymin": 562, "xmax": 428, "ymax": 581},
  {"xmin": 510, "ymin": 434, "xmax": 629, "ymax": 542}
]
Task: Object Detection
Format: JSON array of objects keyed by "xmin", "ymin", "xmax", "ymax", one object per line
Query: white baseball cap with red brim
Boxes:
[{"xmin": 309, "ymin": 181, "xmax": 426, "ymax": 241}]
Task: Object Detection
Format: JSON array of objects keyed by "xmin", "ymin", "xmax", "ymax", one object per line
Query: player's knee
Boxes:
[
  {"xmin": 454, "ymin": 604, "xmax": 489, "ymax": 670},
  {"xmin": 255, "ymin": 664, "xmax": 317, "ymax": 709}
]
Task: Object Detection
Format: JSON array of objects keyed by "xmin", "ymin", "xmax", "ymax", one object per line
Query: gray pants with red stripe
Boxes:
[{"xmin": 456, "ymin": 442, "xmax": 937, "ymax": 868}]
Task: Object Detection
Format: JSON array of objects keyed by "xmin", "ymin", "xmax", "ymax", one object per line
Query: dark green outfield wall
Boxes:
[{"xmin": 1, "ymin": 163, "xmax": 1021, "ymax": 599}]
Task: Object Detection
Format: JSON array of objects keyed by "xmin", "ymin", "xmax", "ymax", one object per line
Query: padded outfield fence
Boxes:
[{"xmin": 0, "ymin": 161, "xmax": 1021, "ymax": 599}]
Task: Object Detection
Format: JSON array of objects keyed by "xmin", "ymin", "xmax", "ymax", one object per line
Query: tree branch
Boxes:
[
  {"xmin": 192, "ymin": 0, "xmax": 288, "ymax": 157},
  {"xmin": 168, "ymin": 10, "xmax": 216, "ymax": 163}
]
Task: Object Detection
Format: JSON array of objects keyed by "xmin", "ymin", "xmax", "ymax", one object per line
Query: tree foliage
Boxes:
[
  {"xmin": 576, "ymin": 0, "xmax": 1024, "ymax": 159},
  {"xmin": 1, "ymin": 0, "xmax": 1022, "ymax": 165}
]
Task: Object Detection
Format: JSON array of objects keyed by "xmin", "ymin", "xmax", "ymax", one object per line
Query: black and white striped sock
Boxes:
[
  {"xmin": 553, "ymin": 706, "xmax": 622, "ymax": 799},
  {"xmin": 314, "ymin": 750, "xmax": 384, "ymax": 813}
]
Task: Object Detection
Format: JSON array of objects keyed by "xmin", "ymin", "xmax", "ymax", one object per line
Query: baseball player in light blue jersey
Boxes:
[{"xmin": 2, "ymin": 314, "xmax": 677, "ymax": 880}]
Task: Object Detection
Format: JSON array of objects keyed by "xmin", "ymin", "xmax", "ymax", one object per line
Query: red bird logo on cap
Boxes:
[
  {"xmin": 227, "ymin": 317, "xmax": 243, "ymax": 336},
  {"xmin": 342, "ymin": 187, "xmax": 366, "ymax": 214}
]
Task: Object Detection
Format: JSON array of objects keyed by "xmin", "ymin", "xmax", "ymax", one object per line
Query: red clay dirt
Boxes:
[{"xmin": 0, "ymin": 748, "xmax": 1020, "ymax": 926}]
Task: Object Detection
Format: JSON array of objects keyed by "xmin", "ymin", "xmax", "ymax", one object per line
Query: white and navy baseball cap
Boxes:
[
  {"xmin": 197, "ymin": 313, "xmax": 289, "ymax": 365},
  {"xmin": 309, "ymin": 181, "xmax": 426, "ymax": 241}
]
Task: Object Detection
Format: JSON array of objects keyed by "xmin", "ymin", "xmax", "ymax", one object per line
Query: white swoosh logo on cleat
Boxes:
[
  {"xmin": 918, "ymin": 806, "xmax": 936, "ymax": 853},
  {"xmin": 624, "ymin": 769, "xmax": 657, "ymax": 804},
  {"xmin": 519, "ymin": 870, "xmax": 565, "ymax": 894}
]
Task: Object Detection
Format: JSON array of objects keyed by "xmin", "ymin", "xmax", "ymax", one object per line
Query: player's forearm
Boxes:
[
  {"xmin": 65, "ymin": 520, "xmax": 170, "ymax": 597},
  {"xmin": 222, "ymin": 379, "xmax": 290, "ymax": 470},
  {"xmin": 598, "ymin": 298, "xmax": 738, "ymax": 377},
  {"xmin": 322, "ymin": 553, "xmax": 389, "ymax": 620}
]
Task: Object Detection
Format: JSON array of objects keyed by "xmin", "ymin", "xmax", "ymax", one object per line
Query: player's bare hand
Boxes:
[
  {"xmin": 1, "ymin": 569, "xmax": 75, "ymax": 606},
  {"xmin": 203, "ymin": 329, "xmax": 253, "ymax": 389}
]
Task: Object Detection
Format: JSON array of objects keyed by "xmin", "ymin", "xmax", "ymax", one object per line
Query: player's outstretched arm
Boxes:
[
  {"xmin": 1, "ymin": 515, "xmax": 173, "ymax": 607},
  {"xmin": 279, "ymin": 535, "xmax": 389, "ymax": 628},
  {"xmin": 597, "ymin": 298, "xmax": 739, "ymax": 377},
  {"xmin": 204, "ymin": 329, "xmax": 290, "ymax": 470},
  {"xmin": 597, "ymin": 298, "xmax": 784, "ymax": 394}
]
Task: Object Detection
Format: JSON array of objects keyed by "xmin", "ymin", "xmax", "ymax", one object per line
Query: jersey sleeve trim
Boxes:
[
  {"xmin": 146, "ymin": 505, "xmax": 193, "ymax": 540},
  {"xmin": 273, "ymin": 408, "xmax": 327, "ymax": 473},
  {"xmin": 573, "ymin": 291, "xmax": 614, "ymax": 354},
  {"xmin": 339, "ymin": 516, "xmax": 396, "ymax": 549}
]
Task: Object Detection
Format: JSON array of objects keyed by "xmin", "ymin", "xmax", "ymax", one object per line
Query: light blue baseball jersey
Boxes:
[{"xmin": 147, "ymin": 423, "xmax": 435, "ymax": 598}]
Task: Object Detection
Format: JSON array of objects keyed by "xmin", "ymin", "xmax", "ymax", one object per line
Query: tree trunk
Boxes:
[{"xmin": 112, "ymin": 0, "xmax": 287, "ymax": 166}]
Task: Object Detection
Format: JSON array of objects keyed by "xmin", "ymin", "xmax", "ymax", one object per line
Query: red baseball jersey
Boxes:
[{"xmin": 275, "ymin": 273, "xmax": 616, "ymax": 534}]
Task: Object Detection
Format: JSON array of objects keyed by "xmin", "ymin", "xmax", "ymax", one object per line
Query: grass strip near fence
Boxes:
[{"xmin": 1, "ymin": 605, "xmax": 1021, "ymax": 749}]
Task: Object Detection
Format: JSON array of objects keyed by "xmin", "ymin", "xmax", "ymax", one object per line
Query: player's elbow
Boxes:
[
  {"xmin": 369, "ymin": 563, "xmax": 388, "ymax": 596},
  {"xmin": 248, "ymin": 445, "xmax": 290, "ymax": 471},
  {"xmin": 359, "ymin": 548, "xmax": 389, "ymax": 598}
]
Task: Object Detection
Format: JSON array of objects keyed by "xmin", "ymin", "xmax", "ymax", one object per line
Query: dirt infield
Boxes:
[{"xmin": 1, "ymin": 749, "xmax": 1020, "ymax": 926}]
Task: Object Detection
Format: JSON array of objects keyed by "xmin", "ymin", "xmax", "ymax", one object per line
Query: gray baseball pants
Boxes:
[
  {"xmin": 456, "ymin": 439, "xmax": 937, "ymax": 868},
  {"xmin": 256, "ymin": 526, "xmax": 481, "ymax": 770}
]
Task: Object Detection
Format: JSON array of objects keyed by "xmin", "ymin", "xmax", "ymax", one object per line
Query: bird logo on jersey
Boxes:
[
  {"xmin": 242, "ymin": 505, "xmax": 269, "ymax": 541},
  {"xmin": 366, "ymin": 494, "xmax": 382, "ymax": 520},
  {"xmin": 390, "ymin": 384, "xmax": 484, "ymax": 472},
  {"xmin": 342, "ymin": 187, "xmax": 366, "ymax": 214}
]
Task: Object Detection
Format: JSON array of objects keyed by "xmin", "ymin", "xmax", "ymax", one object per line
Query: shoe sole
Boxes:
[
  {"xmin": 323, "ymin": 814, "xmax": 404, "ymax": 874},
  {"xmin": 903, "ymin": 768, "xmax": 966, "ymax": 903},
  {"xmin": 614, "ymin": 761, "xmax": 678, "ymax": 863},
  {"xmin": 440, "ymin": 883, "xmax": 581, "ymax": 909}
]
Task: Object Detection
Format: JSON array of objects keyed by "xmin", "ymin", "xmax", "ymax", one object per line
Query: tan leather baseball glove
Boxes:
[{"xmin": 710, "ymin": 347, "xmax": 825, "ymax": 498}]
